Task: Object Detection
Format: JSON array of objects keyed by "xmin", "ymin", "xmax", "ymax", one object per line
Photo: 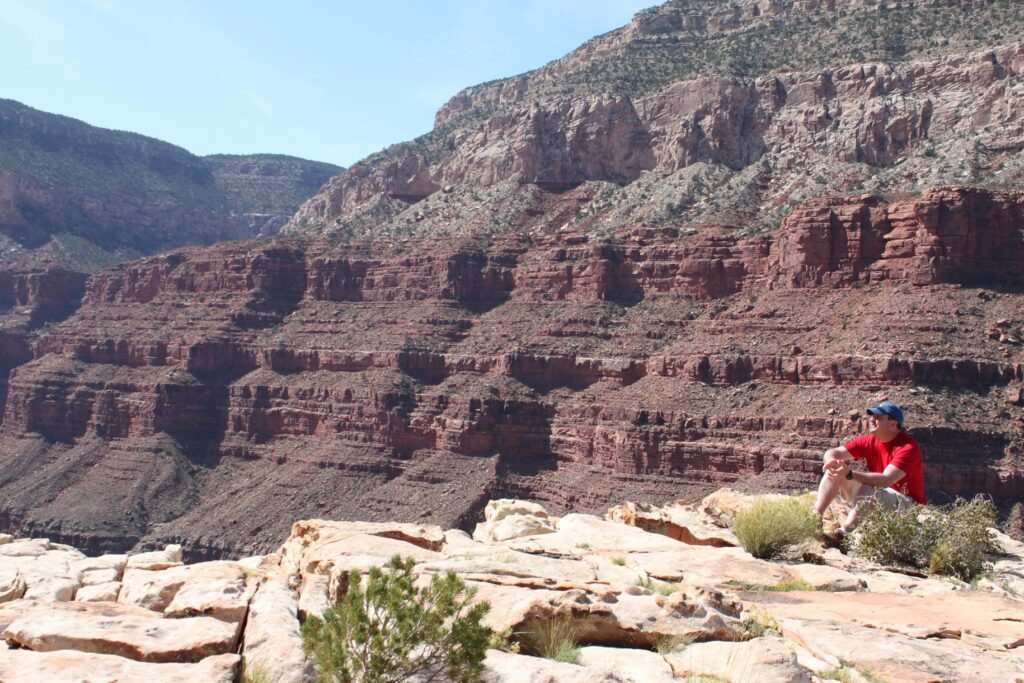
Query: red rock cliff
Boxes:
[{"xmin": 1, "ymin": 187, "xmax": 1021, "ymax": 556}]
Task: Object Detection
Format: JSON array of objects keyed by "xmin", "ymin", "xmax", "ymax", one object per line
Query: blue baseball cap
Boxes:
[{"xmin": 866, "ymin": 400, "xmax": 904, "ymax": 427}]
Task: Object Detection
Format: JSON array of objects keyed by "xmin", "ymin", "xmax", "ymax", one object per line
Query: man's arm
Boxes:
[{"xmin": 851, "ymin": 464, "xmax": 905, "ymax": 488}]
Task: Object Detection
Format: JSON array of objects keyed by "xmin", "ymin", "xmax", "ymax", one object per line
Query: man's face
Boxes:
[{"xmin": 869, "ymin": 412, "xmax": 898, "ymax": 436}]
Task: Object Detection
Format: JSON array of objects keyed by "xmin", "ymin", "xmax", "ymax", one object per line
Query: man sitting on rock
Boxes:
[{"xmin": 812, "ymin": 401, "xmax": 927, "ymax": 541}]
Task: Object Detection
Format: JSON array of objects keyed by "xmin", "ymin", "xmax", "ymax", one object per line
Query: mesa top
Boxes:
[{"xmin": 843, "ymin": 432, "xmax": 927, "ymax": 504}]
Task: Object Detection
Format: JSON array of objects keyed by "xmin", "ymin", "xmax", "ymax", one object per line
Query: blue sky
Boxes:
[{"xmin": 2, "ymin": 1, "xmax": 655, "ymax": 166}]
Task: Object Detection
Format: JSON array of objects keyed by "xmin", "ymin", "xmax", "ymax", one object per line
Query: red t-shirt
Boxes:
[{"xmin": 843, "ymin": 432, "xmax": 927, "ymax": 504}]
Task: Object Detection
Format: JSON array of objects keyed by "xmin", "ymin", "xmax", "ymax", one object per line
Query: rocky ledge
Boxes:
[{"xmin": 1, "ymin": 490, "xmax": 1022, "ymax": 682}]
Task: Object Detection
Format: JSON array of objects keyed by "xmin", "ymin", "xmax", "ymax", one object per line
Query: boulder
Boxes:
[
  {"xmin": 665, "ymin": 638, "xmax": 813, "ymax": 683},
  {"xmin": 0, "ymin": 566, "xmax": 26, "ymax": 603},
  {"xmin": 0, "ymin": 649, "xmax": 239, "ymax": 683},
  {"xmin": 73, "ymin": 554, "xmax": 127, "ymax": 586},
  {"xmin": 483, "ymin": 499, "xmax": 552, "ymax": 523},
  {"xmin": 0, "ymin": 544, "xmax": 85, "ymax": 599},
  {"xmin": 987, "ymin": 529, "xmax": 1024, "ymax": 597},
  {"xmin": 125, "ymin": 545, "xmax": 183, "ymax": 571},
  {"xmin": 699, "ymin": 489, "xmax": 807, "ymax": 527},
  {"xmin": 581, "ymin": 584, "xmax": 745, "ymax": 645},
  {"xmin": 2, "ymin": 601, "xmax": 240, "ymax": 663},
  {"xmin": 242, "ymin": 577, "xmax": 314, "ymax": 683},
  {"xmin": 699, "ymin": 488, "xmax": 759, "ymax": 524},
  {"xmin": 0, "ymin": 598, "xmax": 40, "ymax": 631},
  {"xmin": 853, "ymin": 567, "xmax": 960, "ymax": 597},
  {"xmin": 120, "ymin": 560, "xmax": 248, "ymax": 616},
  {"xmin": 23, "ymin": 577, "xmax": 78, "ymax": 602},
  {"xmin": 164, "ymin": 562, "xmax": 255, "ymax": 623},
  {"xmin": 0, "ymin": 538, "xmax": 55, "ymax": 558},
  {"xmin": 279, "ymin": 521, "xmax": 444, "ymax": 591},
  {"xmin": 629, "ymin": 546, "xmax": 793, "ymax": 587},
  {"xmin": 578, "ymin": 646, "xmax": 676, "ymax": 682},
  {"xmin": 496, "ymin": 582, "xmax": 744, "ymax": 649},
  {"xmin": 119, "ymin": 565, "xmax": 189, "ymax": 612},
  {"xmin": 76, "ymin": 581, "xmax": 122, "ymax": 602},
  {"xmin": 418, "ymin": 550, "xmax": 598, "ymax": 589},
  {"xmin": 281, "ymin": 520, "xmax": 444, "ymax": 567},
  {"xmin": 463, "ymin": 580, "xmax": 564, "ymax": 632},
  {"xmin": 783, "ymin": 563, "xmax": 865, "ymax": 592},
  {"xmin": 606, "ymin": 501, "xmax": 737, "ymax": 547},
  {"xmin": 483, "ymin": 649, "xmax": 628, "ymax": 682},
  {"xmin": 509, "ymin": 514, "xmax": 687, "ymax": 556},
  {"xmin": 474, "ymin": 499, "xmax": 557, "ymax": 543},
  {"xmin": 474, "ymin": 514, "xmax": 556, "ymax": 544},
  {"xmin": 78, "ymin": 566, "xmax": 121, "ymax": 586},
  {"xmin": 297, "ymin": 572, "xmax": 331, "ymax": 620}
]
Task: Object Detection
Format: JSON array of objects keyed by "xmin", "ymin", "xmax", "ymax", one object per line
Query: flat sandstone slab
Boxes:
[
  {"xmin": 2, "ymin": 600, "xmax": 239, "ymax": 663},
  {"xmin": 0, "ymin": 649, "xmax": 239, "ymax": 683},
  {"xmin": 747, "ymin": 590, "xmax": 1024, "ymax": 649}
]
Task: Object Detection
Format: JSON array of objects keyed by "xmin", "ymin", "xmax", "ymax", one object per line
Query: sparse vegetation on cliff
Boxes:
[
  {"xmin": 301, "ymin": 555, "xmax": 492, "ymax": 683},
  {"xmin": 521, "ymin": 617, "xmax": 582, "ymax": 664},
  {"xmin": 852, "ymin": 495, "xmax": 999, "ymax": 581},
  {"xmin": 732, "ymin": 495, "xmax": 820, "ymax": 559},
  {"xmin": 439, "ymin": 0, "xmax": 1024, "ymax": 124}
]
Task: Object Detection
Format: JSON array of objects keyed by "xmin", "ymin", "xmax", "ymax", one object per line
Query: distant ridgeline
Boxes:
[
  {"xmin": 286, "ymin": 0, "xmax": 1024, "ymax": 242},
  {"xmin": 0, "ymin": 98, "xmax": 342, "ymax": 270}
]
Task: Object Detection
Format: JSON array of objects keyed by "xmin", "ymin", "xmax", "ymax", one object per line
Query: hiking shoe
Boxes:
[{"xmin": 821, "ymin": 528, "xmax": 847, "ymax": 549}]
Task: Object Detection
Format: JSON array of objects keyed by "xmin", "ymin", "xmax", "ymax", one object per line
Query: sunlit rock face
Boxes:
[{"xmin": 2, "ymin": 494, "xmax": 1023, "ymax": 682}]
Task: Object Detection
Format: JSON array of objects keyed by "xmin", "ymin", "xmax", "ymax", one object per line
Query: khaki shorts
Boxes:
[{"xmin": 842, "ymin": 481, "xmax": 915, "ymax": 510}]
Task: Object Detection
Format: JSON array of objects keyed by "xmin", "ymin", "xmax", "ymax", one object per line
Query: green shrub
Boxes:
[
  {"xmin": 732, "ymin": 496, "xmax": 820, "ymax": 559},
  {"xmin": 487, "ymin": 626, "xmax": 520, "ymax": 654},
  {"xmin": 741, "ymin": 607, "xmax": 780, "ymax": 639},
  {"xmin": 301, "ymin": 555, "xmax": 492, "ymax": 683},
  {"xmin": 850, "ymin": 504, "xmax": 932, "ymax": 568},
  {"xmin": 521, "ymin": 617, "xmax": 581, "ymax": 664},
  {"xmin": 852, "ymin": 496, "xmax": 998, "ymax": 581}
]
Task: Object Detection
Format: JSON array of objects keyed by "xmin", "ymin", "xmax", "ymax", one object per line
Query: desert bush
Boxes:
[
  {"xmin": 301, "ymin": 555, "xmax": 492, "ymax": 683},
  {"xmin": 852, "ymin": 495, "xmax": 998, "ymax": 581},
  {"xmin": 732, "ymin": 496, "xmax": 820, "ymax": 559},
  {"xmin": 521, "ymin": 617, "xmax": 581, "ymax": 664},
  {"xmin": 655, "ymin": 632, "xmax": 697, "ymax": 654},
  {"xmin": 741, "ymin": 607, "xmax": 780, "ymax": 639},
  {"xmin": 487, "ymin": 626, "xmax": 520, "ymax": 654},
  {"xmin": 849, "ymin": 504, "xmax": 931, "ymax": 568}
]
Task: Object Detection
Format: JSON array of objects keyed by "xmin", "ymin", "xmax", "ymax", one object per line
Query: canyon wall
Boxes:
[{"xmin": 1, "ymin": 187, "xmax": 1021, "ymax": 556}]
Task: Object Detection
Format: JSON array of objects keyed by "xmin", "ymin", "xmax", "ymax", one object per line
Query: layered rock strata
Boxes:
[{"xmin": 0, "ymin": 186, "xmax": 1021, "ymax": 554}]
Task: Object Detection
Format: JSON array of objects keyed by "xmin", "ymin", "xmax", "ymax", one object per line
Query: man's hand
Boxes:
[{"xmin": 823, "ymin": 459, "xmax": 849, "ymax": 480}]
